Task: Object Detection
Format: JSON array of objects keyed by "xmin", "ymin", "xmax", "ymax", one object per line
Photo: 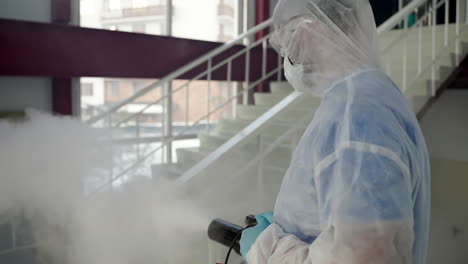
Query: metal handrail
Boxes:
[
  {"xmin": 177, "ymin": 0, "xmax": 465, "ymax": 184},
  {"xmin": 86, "ymin": 19, "xmax": 280, "ymax": 192},
  {"xmin": 177, "ymin": 91, "xmax": 302, "ymax": 184},
  {"xmin": 111, "ymin": 30, "xmax": 276, "ymax": 129},
  {"xmin": 85, "ymin": 18, "xmax": 273, "ymax": 125},
  {"xmin": 89, "ymin": 0, "xmax": 466, "ymax": 192},
  {"xmin": 378, "ymin": 0, "xmax": 426, "ymax": 34}
]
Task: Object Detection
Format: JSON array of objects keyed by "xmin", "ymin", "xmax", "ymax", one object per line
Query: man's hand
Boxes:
[{"xmin": 240, "ymin": 212, "xmax": 274, "ymax": 260}]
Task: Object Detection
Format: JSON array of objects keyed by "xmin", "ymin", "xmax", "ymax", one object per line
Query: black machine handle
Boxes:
[{"xmin": 207, "ymin": 216, "xmax": 257, "ymax": 256}]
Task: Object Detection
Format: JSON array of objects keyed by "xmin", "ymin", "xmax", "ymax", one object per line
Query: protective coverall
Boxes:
[{"xmin": 241, "ymin": 0, "xmax": 431, "ymax": 263}]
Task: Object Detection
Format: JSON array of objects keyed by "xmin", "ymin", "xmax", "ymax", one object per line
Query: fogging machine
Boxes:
[{"xmin": 207, "ymin": 216, "xmax": 257, "ymax": 263}]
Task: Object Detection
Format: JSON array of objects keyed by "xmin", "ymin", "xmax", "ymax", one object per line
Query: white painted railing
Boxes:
[
  {"xmin": 85, "ymin": 18, "xmax": 282, "ymax": 192},
  {"xmin": 179, "ymin": 0, "xmax": 468, "ymax": 186},
  {"xmin": 380, "ymin": 0, "xmax": 467, "ymax": 93},
  {"xmin": 86, "ymin": 0, "xmax": 468, "ymax": 194}
]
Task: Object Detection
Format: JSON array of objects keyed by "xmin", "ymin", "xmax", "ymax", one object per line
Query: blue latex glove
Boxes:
[{"xmin": 240, "ymin": 212, "xmax": 274, "ymax": 260}]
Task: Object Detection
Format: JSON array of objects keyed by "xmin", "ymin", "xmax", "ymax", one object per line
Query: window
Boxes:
[
  {"xmin": 172, "ymin": 0, "xmax": 237, "ymax": 42},
  {"xmin": 82, "ymin": 83, "xmax": 94, "ymax": 96},
  {"xmin": 132, "ymin": 0, "xmax": 149, "ymax": 8},
  {"xmin": 147, "ymin": 22, "xmax": 163, "ymax": 35},
  {"xmin": 118, "ymin": 24, "xmax": 132, "ymax": 32},
  {"xmin": 106, "ymin": 81, "xmax": 120, "ymax": 97},
  {"xmin": 109, "ymin": 0, "xmax": 121, "ymax": 10},
  {"xmin": 132, "ymin": 81, "xmax": 147, "ymax": 94},
  {"xmin": 225, "ymin": 0, "xmax": 236, "ymax": 7},
  {"xmin": 132, "ymin": 24, "xmax": 146, "ymax": 33},
  {"xmin": 80, "ymin": 0, "xmax": 94, "ymax": 16}
]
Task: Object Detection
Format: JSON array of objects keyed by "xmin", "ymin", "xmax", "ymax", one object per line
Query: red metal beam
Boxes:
[
  {"xmin": 52, "ymin": 78, "xmax": 73, "ymax": 115},
  {"xmin": 51, "ymin": 0, "xmax": 72, "ymax": 115},
  {"xmin": 255, "ymin": 0, "xmax": 271, "ymax": 93},
  {"xmin": 51, "ymin": 0, "xmax": 72, "ymax": 24},
  {"xmin": 255, "ymin": 0, "xmax": 270, "ymax": 41},
  {"xmin": 0, "ymin": 19, "xmax": 279, "ymax": 81}
]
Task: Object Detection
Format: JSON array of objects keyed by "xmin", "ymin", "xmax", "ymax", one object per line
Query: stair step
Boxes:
[
  {"xmin": 151, "ymin": 164, "xmax": 184, "ymax": 180},
  {"xmin": 237, "ymin": 94, "xmax": 319, "ymax": 122},
  {"xmin": 213, "ymin": 119, "xmax": 251, "ymax": 137},
  {"xmin": 410, "ymin": 96, "xmax": 430, "ymax": 114},
  {"xmin": 385, "ymin": 52, "xmax": 455, "ymax": 69},
  {"xmin": 176, "ymin": 147, "xmax": 205, "ymax": 164},
  {"xmin": 154, "ymin": 24, "xmax": 468, "ymax": 190},
  {"xmin": 404, "ymin": 80, "xmax": 431, "ymax": 97},
  {"xmin": 270, "ymin": 82, "xmax": 294, "ymax": 94},
  {"xmin": 254, "ymin": 93, "xmax": 288, "ymax": 106},
  {"xmin": 196, "ymin": 142, "xmax": 294, "ymax": 173},
  {"xmin": 380, "ymin": 24, "xmax": 468, "ymax": 44},
  {"xmin": 237, "ymin": 105, "xmax": 270, "ymax": 120},
  {"xmin": 215, "ymin": 119, "xmax": 309, "ymax": 141},
  {"xmin": 165, "ymin": 142, "xmax": 293, "ymax": 182},
  {"xmin": 390, "ymin": 58, "xmax": 458, "ymax": 93},
  {"xmin": 199, "ymin": 133, "xmax": 230, "ymax": 149}
]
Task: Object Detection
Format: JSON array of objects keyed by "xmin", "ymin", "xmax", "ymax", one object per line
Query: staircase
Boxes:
[
  {"xmin": 156, "ymin": 82, "xmax": 315, "ymax": 179},
  {"xmin": 163, "ymin": 24, "xmax": 468, "ymax": 184},
  {"xmin": 83, "ymin": 0, "xmax": 468, "ymax": 207},
  {"xmin": 81, "ymin": 0, "xmax": 468, "ymax": 262}
]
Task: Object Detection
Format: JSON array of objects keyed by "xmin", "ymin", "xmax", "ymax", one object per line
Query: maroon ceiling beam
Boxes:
[
  {"xmin": 52, "ymin": 0, "xmax": 72, "ymax": 24},
  {"xmin": 255, "ymin": 0, "xmax": 271, "ymax": 92},
  {"xmin": 51, "ymin": 0, "xmax": 73, "ymax": 115},
  {"xmin": 256, "ymin": 0, "xmax": 270, "ymax": 40},
  {"xmin": 0, "ymin": 18, "xmax": 279, "ymax": 82}
]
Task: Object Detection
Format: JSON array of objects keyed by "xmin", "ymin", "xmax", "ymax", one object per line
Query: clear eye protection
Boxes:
[
  {"xmin": 269, "ymin": 27, "xmax": 289, "ymax": 57},
  {"xmin": 269, "ymin": 16, "xmax": 314, "ymax": 64}
]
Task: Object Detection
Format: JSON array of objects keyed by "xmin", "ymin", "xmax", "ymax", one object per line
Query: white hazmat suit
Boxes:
[{"xmin": 246, "ymin": 0, "xmax": 431, "ymax": 263}]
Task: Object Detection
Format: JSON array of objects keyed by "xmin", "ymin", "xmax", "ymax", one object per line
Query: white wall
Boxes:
[
  {"xmin": 428, "ymin": 158, "xmax": 468, "ymax": 264},
  {"xmin": 0, "ymin": 0, "xmax": 51, "ymax": 23},
  {"xmin": 420, "ymin": 90, "xmax": 468, "ymax": 264},
  {"xmin": 0, "ymin": 78, "xmax": 52, "ymax": 113},
  {"xmin": 0, "ymin": 0, "xmax": 80, "ymax": 115},
  {"xmin": 421, "ymin": 90, "xmax": 468, "ymax": 162}
]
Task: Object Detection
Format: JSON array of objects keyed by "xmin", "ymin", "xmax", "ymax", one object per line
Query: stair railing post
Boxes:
[
  {"xmin": 445, "ymin": 0, "xmax": 449, "ymax": 47},
  {"xmin": 403, "ymin": 15, "xmax": 409, "ymax": 91},
  {"xmin": 163, "ymin": 0, "xmax": 173, "ymax": 165},
  {"xmin": 227, "ymin": 60, "xmax": 237, "ymax": 119},
  {"xmin": 244, "ymin": 39, "xmax": 251, "ymax": 105},
  {"xmin": 262, "ymin": 39, "xmax": 267, "ymax": 80},
  {"xmin": 418, "ymin": 7, "xmax": 423, "ymax": 74},
  {"xmin": 163, "ymin": 81, "xmax": 173, "ymax": 164},
  {"xmin": 456, "ymin": 0, "xmax": 461, "ymax": 64},
  {"xmin": 207, "ymin": 59, "xmax": 212, "ymax": 132},
  {"xmin": 256, "ymin": 134, "xmax": 265, "ymax": 210},
  {"xmin": 466, "ymin": 0, "xmax": 468, "ymax": 24},
  {"xmin": 107, "ymin": 114, "xmax": 114, "ymax": 191},
  {"xmin": 431, "ymin": 0, "xmax": 437, "ymax": 96},
  {"xmin": 136, "ymin": 116, "xmax": 141, "ymax": 162},
  {"xmin": 185, "ymin": 83, "xmax": 190, "ymax": 129}
]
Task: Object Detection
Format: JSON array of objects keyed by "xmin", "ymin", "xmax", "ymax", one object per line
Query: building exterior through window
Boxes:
[{"xmin": 80, "ymin": 0, "xmax": 239, "ymax": 129}]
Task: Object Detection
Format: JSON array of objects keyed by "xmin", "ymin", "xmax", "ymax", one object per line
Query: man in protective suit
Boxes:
[{"xmin": 240, "ymin": 1, "xmax": 431, "ymax": 263}]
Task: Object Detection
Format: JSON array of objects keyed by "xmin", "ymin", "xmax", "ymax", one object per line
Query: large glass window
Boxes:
[
  {"xmin": 80, "ymin": 0, "xmax": 238, "ymax": 40},
  {"xmin": 80, "ymin": 0, "xmax": 241, "ymax": 121},
  {"xmin": 79, "ymin": 0, "xmax": 241, "ymax": 175},
  {"xmin": 172, "ymin": 0, "xmax": 237, "ymax": 42}
]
